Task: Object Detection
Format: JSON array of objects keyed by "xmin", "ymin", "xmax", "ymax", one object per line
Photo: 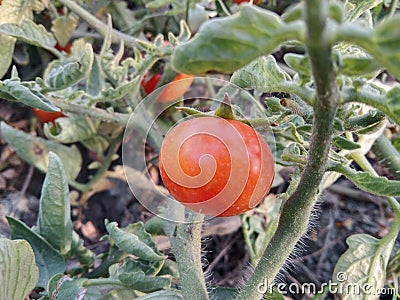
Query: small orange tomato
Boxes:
[
  {"xmin": 157, "ymin": 74, "xmax": 194, "ymax": 103},
  {"xmin": 159, "ymin": 116, "xmax": 274, "ymax": 217}
]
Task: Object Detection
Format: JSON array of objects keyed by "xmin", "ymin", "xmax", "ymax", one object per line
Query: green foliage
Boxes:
[
  {"xmin": 0, "ymin": 237, "xmax": 39, "ymax": 300},
  {"xmin": 0, "ymin": 122, "xmax": 82, "ymax": 180},
  {"xmin": 0, "ymin": 75, "xmax": 59, "ymax": 111},
  {"xmin": 38, "ymin": 152, "xmax": 73, "ymax": 255},
  {"xmin": 0, "ymin": 19, "xmax": 57, "ymax": 53},
  {"xmin": 0, "ymin": 0, "xmax": 399, "ymax": 299},
  {"xmin": 171, "ymin": 5, "xmax": 303, "ymax": 74},
  {"xmin": 7, "ymin": 216, "xmax": 66, "ymax": 288},
  {"xmin": 332, "ymin": 233, "xmax": 396, "ymax": 300}
]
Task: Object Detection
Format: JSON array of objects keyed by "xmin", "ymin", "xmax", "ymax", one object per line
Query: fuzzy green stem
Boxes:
[
  {"xmin": 387, "ymin": 0, "xmax": 399, "ymax": 19},
  {"xmin": 57, "ymin": 0, "xmax": 139, "ymax": 47},
  {"xmin": 167, "ymin": 210, "xmax": 209, "ymax": 300},
  {"xmin": 236, "ymin": 1, "xmax": 339, "ymax": 299},
  {"xmin": 371, "ymin": 134, "xmax": 400, "ymax": 181},
  {"xmin": 51, "ymin": 99, "xmax": 130, "ymax": 126},
  {"xmin": 51, "ymin": 99, "xmax": 164, "ymax": 152}
]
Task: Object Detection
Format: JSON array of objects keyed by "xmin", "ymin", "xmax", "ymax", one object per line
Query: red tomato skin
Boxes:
[
  {"xmin": 55, "ymin": 42, "xmax": 72, "ymax": 54},
  {"xmin": 159, "ymin": 116, "xmax": 274, "ymax": 217},
  {"xmin": 157, "ymin": 74, "xmax": 194, "ymax": 102},
  {"xmin": 141, "ymin": 73, "xmax": 163, "ymax": 94},
  {"xmin": 33, "ymin": 108, "xmax": 65, "ymax": 123}
]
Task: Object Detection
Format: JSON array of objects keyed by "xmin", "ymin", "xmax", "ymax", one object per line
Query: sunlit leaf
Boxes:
[
  {"xmin": 106, "ymin": 221, "xmax": 165, "ymax": 262},
  {"xmin": 0, "ymin": 19, "xmax": 57, "ymax": 51},
  {"xmin": 44, "ymin": 114, "xmax": 99, "ymax": 144},
  {"xmin": 330, "ymin": 163, "xmax": 400, "ymax": 197},
  {"xmin": 1, "ymin": 122, "xmax": 82, "ymax": 180},
  {"xmin": 332, "ymin": 234, "xmax": 395, "ymax": 300},
  {"xmin": 0, "ymin": 78, "xmax": 58, "ymax": 111},
  {"xmin": 38, "ymin": 152, "xmax": 73, "ymax": 256},
  {"xmin": 51, "ymin": 13, "xmax": 78, "ymax": 47},
  {"xmin": 172, "ymin": 5, "xmax": 303, "ymax": 74},
  {"xmin": 7, "ymin": 217, "xmax": 65, "ymax": 288},
  {"xmin": 0, "ymin": 237, "xmax": 39, "ymax": 300},
  {"xmin": 43, "ymin": 43, "xmax": 94, "ymax": 91},
  {"xmin": 119, "ymin": 271, "xmax": 170, "ymax": 292},
  {"xmin": 134, "ymin": 290, "xmax": 183, "ymax": 300},
  {"xmin": 231, "ymin": 56, "xmax": 291, "ymax": 91},
  {"xmin": 0, "ymin": 0, "xmax": 48, "ymax": 77}
]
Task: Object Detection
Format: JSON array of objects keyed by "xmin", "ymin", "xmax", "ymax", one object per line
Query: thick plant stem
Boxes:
[
  {"xmin": 168, "ymin": 211, "xmax": 209, "ymax": 300},
  {"xmin": 236, "ymin": 1, "xmax": 339, "ymax": 299}
]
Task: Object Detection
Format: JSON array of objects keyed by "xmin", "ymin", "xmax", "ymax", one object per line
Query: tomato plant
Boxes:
[
  {"xmin": 32, "ymin": 108, "xmax": 65, "ymax": 123},
  {"xmin": 1, "ymin": 1, "xmax": 400, "ymax": 300},
  {"xmin": 159, "ymin": 116, "xmax": 274, "ymax": 217}
]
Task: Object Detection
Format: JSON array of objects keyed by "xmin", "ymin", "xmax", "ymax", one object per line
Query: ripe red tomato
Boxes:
[
  {"xmin": 233, "ymin": 0, "xmax": 261, "ymax": 4},
  {"xmin": 33, "ymin": 108, "xmax": 65, "ymax": 123},
  {"xmin": 157, "ymin": 73, "xmax": 194, "ymax": 102},
  {"xmin": 159, "ymin": 116, "xmax": 274, "ymax": 217},
  {"xmin": 55, "ymin": 42, "xmax": 72, "ymax": 54},
  {"xmin": 141, "ymin": 73, "xmax": 163, "ymax": 94}
]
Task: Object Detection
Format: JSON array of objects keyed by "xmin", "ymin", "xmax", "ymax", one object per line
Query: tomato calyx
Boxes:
[{"xmin": 176, "ymin": 93, "xmax": 270, "ymax": 128}]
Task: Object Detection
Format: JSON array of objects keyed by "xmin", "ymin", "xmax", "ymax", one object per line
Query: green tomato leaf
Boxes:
[
  {"xmin": 209, "ymin": 287, "xmax": 238, "ymax": 299},
  {"xmin": 371, "ymin": 16, "xmax": 400, "ymax": 79},
  {"xmin": 331, "ymin": 163, "xmax": 400, "ymax": 197},
  {"xmin": 332, "ymin": 135, "xmax": 361, "ymax": 150},
  {"xmin": 146, "ymin": 0, "xmax": 175, "ymax": 9},
  {"xmin": 51, "ymin": 13, "xmax": 78, "ymax": 48},
  {"xmin": 332, "ymin": 234, "xmax": 395, "ymax": 299},
  {"xmin": 47, "ymin": 276, "xmax": 86, "ymax": 300},
  {"xmin": 0, "ymin": 237, "xmax": 39, "ymax": 300},
  {"xmin": 90, "ymin": 286, "xmax": 140, "ymax": 300},
  {"xmin": 135, "ymin": 290, "xmax": 183, "ymax": 300},
  {"xmin": 6, "ymin": 216, "xmax": 66, "ymax": 288},
  {"xmin": 38, "ymin": 152, "xmax": 73, "ymax": 256},
  {"xmin": 0, "ymin": 19, "xmax": 57, "ymax": 52},
  {"xmin": 0, "ymin": 0, "xmax": 47, "ymax": 77},
  {"xmin": 80, "ymin": 135, "xmax": 110, "ymax": 155},
  {"xmin": 283, "ymin": 53, "xmax": 311, "ymax": 79},
  {"xmin": 44, "ymin": 114, "xmax": 99, "ymax": 144},
  {"xmin": 345, "ymin": 0, "xmax": 383, "ymax": 22},
  {"xmin": 339, "ymin": 55, "xmax": 382, "ymax": 77},
  {"xmin": 171, "ymin": 5, "xmax": 303, "ymax": 74},
  {"xmin": 0, "ymin": 78, "xmax": 58, "ymax": 111},
  {"xmin": 92, "ymin": 76, "xmax": 141, "ymax": 103},
  {"xmin": 70, "ymin": 231, "xmax": 95, "ymax": 267},
  {"xmin": 87, "ymin": 56, "xmax": 103, "ymax": 97},
  {"xmin": 0, "ymin": 122, "xmax": 82, "ymax": 180},
  {"xmin": 385, "ymin": 86, "xmax": 400, "ymax": 125},
  {"xmin": 106, "ymin": 221, "xmax": 165, "ymax": 262},
  {"xmin": 119, "ymin": 271, "xmax": 170, "ymax": 292},
  {"xmin": 43, "ymin": 43, "xmax": 94, "ymax": 91},
  {"xmin": 109, "ymin": 257, "xmax": 163, "ymax": 279},
  {"xmin": 231, "ymin": 56, "xmax": 291, "ymax": 91}
]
